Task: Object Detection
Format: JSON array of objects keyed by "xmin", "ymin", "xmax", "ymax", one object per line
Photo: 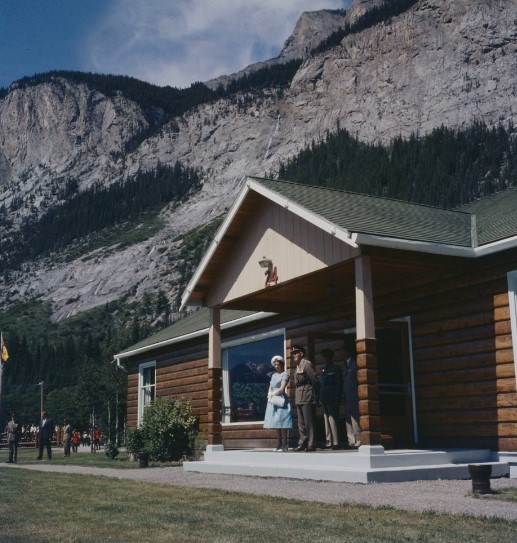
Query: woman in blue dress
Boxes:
[{"xmin": 263, "ymin": 355, "xmax": 293, "ymax": 451}]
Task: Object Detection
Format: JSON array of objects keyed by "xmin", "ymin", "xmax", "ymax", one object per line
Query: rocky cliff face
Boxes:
[
  {"xmin": 204, "ymin": 8, "xmax": 350, "ymax": 90},
  {"xmin": 1, "ymin": 0, "xmax": 516, "ymax": 321},
  {"xmin": 0, "ymin": 80, "xmax": 147, "ymax": 226}
]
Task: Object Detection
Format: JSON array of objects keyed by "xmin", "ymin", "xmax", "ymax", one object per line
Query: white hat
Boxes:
[{"xmin": 270, "ymin": 355, "xmax": 285, "ymax": 367}]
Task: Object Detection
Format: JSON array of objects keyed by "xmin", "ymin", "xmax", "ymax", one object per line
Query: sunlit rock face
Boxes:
[{"xmin": 1, "ymin": 0, "xmax": 516, "ymax": 320}]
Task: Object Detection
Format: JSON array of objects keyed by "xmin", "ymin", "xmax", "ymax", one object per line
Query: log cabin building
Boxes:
[{"xmin": 115, "ymin": 178, "xmax": 517, "ymax": 477}]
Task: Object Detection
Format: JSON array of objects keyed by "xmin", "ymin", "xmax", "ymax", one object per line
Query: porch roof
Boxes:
[
  {"xmin": 115, "ymin": 308, "xmax": 270, "ymax": 360},
  {"xmin": 453, "ymin": 186, "xmax": 517, "ymax": 245},
  {"xmin": 181, "ymin": 178, "xmax": 517, "ymax": 311}
]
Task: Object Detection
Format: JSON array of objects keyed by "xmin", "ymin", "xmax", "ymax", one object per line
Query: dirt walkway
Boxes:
[{"xmin": 2, "ymin": 462, "xmax": 517, "ymax": 521}]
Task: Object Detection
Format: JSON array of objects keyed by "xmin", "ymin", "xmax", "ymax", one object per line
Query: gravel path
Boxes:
[{"xmin": 3, "ymin": 462, "xmax": 517, "ymax": 521}]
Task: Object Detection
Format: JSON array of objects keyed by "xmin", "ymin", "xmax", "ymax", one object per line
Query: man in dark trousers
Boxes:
[
  {"xmin": 5, "ymin": 412, "xmax": 21, "ymax": 463},
  {"xmin": 37, "ymin": 411, "xmax": 55, "ymax": 460},
  {"xmin": 319, "ymin": 349, "xmax": 342, "ymax": 449},
  {"xmin": 343, "ymin": 346, "xmax": 361, "ymax": 448},
  {"xmin": 291, "ymin": 345, "xmax": 319, "ymax": 452},
  {"xmin": 63, "ymin": 419, "xmax": 72, "ymax": 457}
]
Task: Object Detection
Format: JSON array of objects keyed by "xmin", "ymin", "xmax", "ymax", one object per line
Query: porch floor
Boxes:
[{"xmin": 183, "ymin": 446, "xmax": 510, "ymax": 483}]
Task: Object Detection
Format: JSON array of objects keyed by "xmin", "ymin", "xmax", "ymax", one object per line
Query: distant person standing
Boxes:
[
  {"xmin": 94, "ymin": 426, "xmax": 101, "ymax": 450},
  {"xmin": 63, "ymin": 419, "xmax": 72, "ymax": 457},
  {"xmin": 72, "ymin": 429, "xmax": 80, "ymax": 453},
  {"xmin": 37, "ymin": 411, "xmax": 55, "ymax": 460},
  {"xmin": 343, "ymin": 346, "xmax": 361, "ymax": 448},
  {"xmin": 5, "ymin": 412, "xmax": 21, "ymax": 463}
]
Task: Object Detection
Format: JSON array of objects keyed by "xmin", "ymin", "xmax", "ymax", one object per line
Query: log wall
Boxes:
[{"xmin": 126, "ymin": 250, "xmax": 517, "ymax": 451}]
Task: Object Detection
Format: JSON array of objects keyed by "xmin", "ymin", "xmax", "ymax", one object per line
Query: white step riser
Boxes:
[{"xmin": 184, "ymin": 461, "xmax": 509, "ymax": 484}]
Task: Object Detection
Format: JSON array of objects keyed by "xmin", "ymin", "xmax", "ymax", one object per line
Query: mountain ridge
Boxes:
[{"xmin": 1, "ymin": 0, "xmax": 516, "ymax": 323}]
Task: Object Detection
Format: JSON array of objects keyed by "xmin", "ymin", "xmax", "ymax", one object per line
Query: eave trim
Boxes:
[
  {"xmin": 355, "ymin": 232, "xmax": 517, "ymax": 257},
  {"xmin": 114, "ymin": 311, "xmax": 275, "ymax": 361}
]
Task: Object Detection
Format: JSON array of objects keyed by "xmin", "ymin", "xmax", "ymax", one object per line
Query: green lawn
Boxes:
[
  {"xmin": 0, "ymin": 469, "xmax": 516, "ymax": 543},
  {"xmin": 1, "ymin": 447, "xmax": 181, "ymax": 469}
]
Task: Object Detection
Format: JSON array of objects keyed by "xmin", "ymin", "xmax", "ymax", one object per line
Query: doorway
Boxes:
[
  {"xmin": 309, "ymin": 321, "xmax": 415, "ymax": 448},
  {"xmin": 376, "ymin": 322, "xmax": 415, "ymax": 448}
]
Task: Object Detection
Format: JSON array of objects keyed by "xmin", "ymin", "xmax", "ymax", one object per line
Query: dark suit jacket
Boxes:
[
  {"xmin": 343, "ymin": 356, "xmax": 359, "ymax": 408},
  {"xmin": 39, "ymin": 417, "xmax": 55, "ymax": 441}
]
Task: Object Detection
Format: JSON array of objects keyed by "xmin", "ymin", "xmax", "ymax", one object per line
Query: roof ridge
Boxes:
[
  {"xmin": 453, "ymin": 186, "xmax": 516, "ymax": 210},
  {"xmin": 251, "ymin": 176, "xmax": 472, "ymax": 215}
]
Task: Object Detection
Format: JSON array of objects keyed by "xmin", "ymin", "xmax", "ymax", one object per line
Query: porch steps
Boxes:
[
  {"xmin": 493, "ymin": 452, "xmax": 517, "ymax": 478},
  {"xmin": 183, "ymin": 447, "xmax": 510, "ymax": 483}
]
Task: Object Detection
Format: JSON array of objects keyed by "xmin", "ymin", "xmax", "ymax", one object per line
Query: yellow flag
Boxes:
[{"xmin": 1, "ymin": 335, "xmax": 8, "ymax": 363}]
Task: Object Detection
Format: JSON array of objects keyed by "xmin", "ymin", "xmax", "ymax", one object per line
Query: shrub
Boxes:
[
  {"xmin": 125, "ymin": 427, "xmax": 147, "ymax": 456},
  {"xmin": 140, "ymin": 398, "xmax": 197, "ymax": 462},
  {"xmin": 104, "ymin": 439, "xmax": 120, "ymax": 460}
]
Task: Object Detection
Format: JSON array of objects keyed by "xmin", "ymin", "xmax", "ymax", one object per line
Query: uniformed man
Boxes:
[
  {"xmin": 5, "ymin": 412, "xmax": 21, "ymax": 463},
  {"xmin": 291, "ymin": 345, "xmax": 319, "ymax": 451}
]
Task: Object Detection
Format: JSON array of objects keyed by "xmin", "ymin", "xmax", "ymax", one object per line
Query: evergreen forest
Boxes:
[
  {"xmin": 0, "ymin": 162, "xmax": 201, "ymax": 275},
  {"xmin": 0, "ymin": 218, "xmax": 221, "ymax": 434},
  {"xmin": 278, "ymin": 121, "xmax": 517, "ymax": 208}
]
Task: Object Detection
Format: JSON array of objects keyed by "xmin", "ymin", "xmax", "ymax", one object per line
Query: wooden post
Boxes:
[
  {"xmin": 207, "ymin": 306, "xmax": 223, "ymax": 448},
  {"xmin": 355, "ymin": 256, "xmax": 382, "ymax": 448}
]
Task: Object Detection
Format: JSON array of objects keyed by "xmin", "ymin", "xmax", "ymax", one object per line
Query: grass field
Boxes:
[
  {"xmin": 0, "ymin": 447, "xmax": 140, "ymax": 469},
  {"xmin": 0, "ymin": 447, "xmax": 184, "ymax": 469},
  {"xmin": 0, "ymin": 468, "xmax": 516, "ymax": 543}
]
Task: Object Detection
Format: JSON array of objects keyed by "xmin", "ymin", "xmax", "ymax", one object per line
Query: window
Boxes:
[
  {"xmin": 222, "ymin": 331, "xmax": 285, "ymax": 424},
  {"xmin": 508, "ymin": 271, "xmax": 517, "ymax": 390},
  {"xmin": 138, "ymin": 361, "xmax": 156, "ymax": 425}
]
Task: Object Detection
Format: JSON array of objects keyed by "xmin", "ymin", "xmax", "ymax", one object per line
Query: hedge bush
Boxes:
[{"xmin": 135, "ymin": 398, "xmax": 197, "ymax": 462}]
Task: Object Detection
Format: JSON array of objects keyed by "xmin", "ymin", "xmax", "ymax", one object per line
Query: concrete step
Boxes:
[
  {"xmin": 183, "ymin": 447, "xmax": 510, "ymax": 484},
  {"xmin": 493, "ymin": 452, "xmax": 517, "ymax": 478}
]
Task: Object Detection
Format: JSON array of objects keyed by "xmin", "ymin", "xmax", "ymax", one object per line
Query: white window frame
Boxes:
[
  {"xmin": 507, "ymin": 271, "xmax": 517, "ymax": 391},
  {"xmin": 138, "ymin": 361, "xmax": 156, "ymax": 426},
  {"xmin": 221, "ymin": 328, "xmax": 285, "ymax": 426}
]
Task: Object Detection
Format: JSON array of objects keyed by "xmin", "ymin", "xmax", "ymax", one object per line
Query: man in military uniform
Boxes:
[
  {"xmin": 5, "ymin": 412, "xmax": 21, "ymax": 463},
  {"xmin": 291, "ymin": 345, "xmax": 319, "ymax": 451},
  {"xmin": 63, "ymin": 419, "xmax": 73, "ymax": 457}
]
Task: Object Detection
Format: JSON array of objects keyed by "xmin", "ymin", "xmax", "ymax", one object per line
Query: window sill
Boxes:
[{"xmin": 221, "ymin": 421, "xmax": 265, "ymax": 427}]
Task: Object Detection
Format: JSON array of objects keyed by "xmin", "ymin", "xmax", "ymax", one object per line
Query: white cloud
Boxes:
[{"xmin": 83, "ymin": 0, "xmax": 351, "ymax": 88}]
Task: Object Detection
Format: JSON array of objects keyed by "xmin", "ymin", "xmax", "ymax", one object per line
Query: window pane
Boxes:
[
  {"xmin": 143, "ymin": 366, "xmax": 155, "ymax": 387},
  {"xmin": 140, "ymin": 364, "xmax": 156, "ymax": 423},
  {"xmin": 224, "ymin": 335, "xmax": 284, "ymax": 423},
  {"xmin": 142, "ymin": 385, "xmax": 154, "ymax": 407}
]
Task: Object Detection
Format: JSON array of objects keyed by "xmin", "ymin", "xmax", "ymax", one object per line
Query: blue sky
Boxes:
[{"xmin": 0, "ymin": 0, "xmax": 351, "ymax": 90}]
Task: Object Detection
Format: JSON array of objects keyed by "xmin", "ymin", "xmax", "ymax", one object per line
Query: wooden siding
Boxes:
[
  {"xmin": 126, "ymin": 250, "xmax": 517, "ymax": 451},
  {"xmin": 207, "ymin": 198, "xmax": 359, "ymax": 307},
  {"xmin": 126, "ymin": 341, "xmax": 209, "ymax": 429},
  {"xmin": 370, "ymin": 250, "xmax": 517, "ymax": 451}
]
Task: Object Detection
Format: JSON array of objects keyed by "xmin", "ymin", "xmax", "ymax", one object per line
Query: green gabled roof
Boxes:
[
  {"xmin": 116, "ymin": 308, "xmax": 260, "ymax": 358},
  {"xmin": 453, "ymin": 187, "xmax": 517, "ymax": 245},
  {"xmin": 253, "ymin": 178, "xmax": 474, "ymax": 247},
  {"xmin": 119, "ymin": 181, "xmax": 517, "ymax": 359}
]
